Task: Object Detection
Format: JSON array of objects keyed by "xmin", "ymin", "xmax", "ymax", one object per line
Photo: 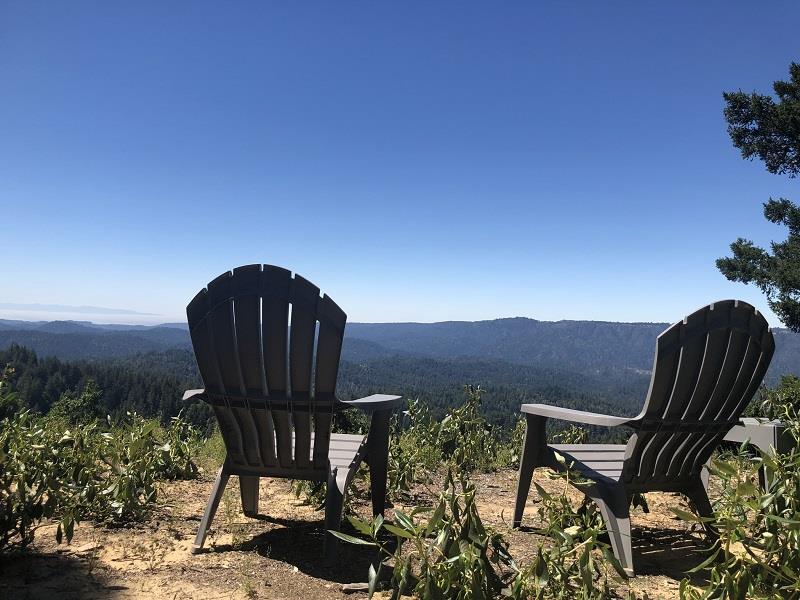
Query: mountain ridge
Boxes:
[{"xmin": 1, "ymin": 316, "xmax": 798, "ymax": 384}]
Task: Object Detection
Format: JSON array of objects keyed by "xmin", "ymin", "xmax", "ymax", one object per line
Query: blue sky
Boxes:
[{"xmin": 1, "ymin": 2, "xmax": 798, "ymax": 325}]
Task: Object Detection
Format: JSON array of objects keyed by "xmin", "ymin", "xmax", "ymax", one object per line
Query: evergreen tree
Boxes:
[{"xmin": 717, "ymin": 62, "xmax": 800, "ymax": 329}]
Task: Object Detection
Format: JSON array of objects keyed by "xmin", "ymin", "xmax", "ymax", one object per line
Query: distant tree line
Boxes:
[{"xmin": 1, "ymin": 344, "xmax": 646, "ymax": 443}]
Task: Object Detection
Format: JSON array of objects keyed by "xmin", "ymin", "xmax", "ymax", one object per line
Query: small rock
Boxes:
[{"xmin": 342, "ymin": 582, "xmax": 369, "ymax": 593}]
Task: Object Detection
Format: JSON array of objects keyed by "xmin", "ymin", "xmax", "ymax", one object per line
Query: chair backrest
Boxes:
[
  {"xmin": 187, "ymin": 264, "xmax": 346, "ymax": 480},
  {"xmin": 622, "ymin": 299, "xmax": 774, "ymax": 488}
]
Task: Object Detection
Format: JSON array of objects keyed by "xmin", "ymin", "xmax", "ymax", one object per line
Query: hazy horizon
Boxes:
[{"xmin": 0, "ymin": 301, "xmax": 780, "ymax": 328}]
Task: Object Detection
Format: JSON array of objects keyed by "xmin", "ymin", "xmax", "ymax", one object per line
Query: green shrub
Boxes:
[
  {"xmin": 678, "ymin": 390, "xmax": 800, "ymax": 599},
  {"xmin": 48, "ymin": 379, "xmax": 104, "ymax": 425},
  {"xmin": 0, "ymin": 409, "xmax": 202, "ymax": 551},
  {"xmin": 511, "ymin": 467, "xmax": 627, "ymax": 600},
  {"xmin": 334, "ymin": 466, "xmax": 627, "ymax": 599},
  {"xmin": 0, "ymin": 366, "xmax": 22, "ymax": 420},
  {"xmin": 386, "ymin": 386, "xmax": 514, "ymax": 500},
  {"xmin": 333, "ymin": 468, "xmax": 515, "ymax": 599}
]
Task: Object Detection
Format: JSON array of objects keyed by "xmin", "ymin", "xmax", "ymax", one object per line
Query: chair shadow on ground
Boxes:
[
  {"xmin": 208, "ymin": 513, "xmax": 389, "ymax": 584},
  {"xmin": 514, "ymin": 522, "xmax": 713, "ymax": 585},
  {"xmin": 0, "ymin": 549, "xmax": 125, "ymax": 600},
  {"xmin": 628, "ymin": 525, "xmax": 713, "ymax": 584}
]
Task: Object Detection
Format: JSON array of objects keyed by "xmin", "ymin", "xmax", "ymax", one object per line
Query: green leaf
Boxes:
[
  {"xmin": 346, "ymin": 514, "xmax": 373, "ymax": 537},
  {"xmin": 394, "ymin": 510, "xmax": 414, "ymax": 531},
  {"xmin": 711, "ymin": 459, "xmax": 738, "ymax": 478},
  {"xmin": 671, "ymin": 508, "xmax": 702, "ymax": 522},
  {"xmin": 687, "ymin": 547, "xmax": 720, "ymax": 573},
  {"xmin": 532, "ymin": 481, "xmax": 551, "ymax": 501},
  {"xmin": 602, "ymin": 546, "xmax": 628, "ymax": 579},
  {"xmin": 368, "ymin": 562, "xmax": 379, "ymax": 598},
  {"xmin": 425, "ymin": 500, "xmax": 446, "ymax": 536},
  {"xmin": 383, "ymin": 523, "xmax": 414, "ymax": 539},
  {"xmin": 736, "ymin": 481, "xmax": 758, "ymax": 497},
  {"xmin": 327, "ymin": 530, "xmax": 377, "ymax": 546}
]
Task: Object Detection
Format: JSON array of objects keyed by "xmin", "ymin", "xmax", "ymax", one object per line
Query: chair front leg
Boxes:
[
  {"xmin": 366, "ymin": 409, "xmax": 391, "ymax": 517},
  {"xmin": 192, "ymin": 467, "xmax": 230, "ymax": 553},
  {"xmin": 513, "ymin": 413, "xmax": 548, "ymax": 528}
]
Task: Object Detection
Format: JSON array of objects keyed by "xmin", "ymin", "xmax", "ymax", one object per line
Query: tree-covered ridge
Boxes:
[
  {"xmin": 0, "ymin": 345, "xmax": 210, "ymax": 428},
  {"xmin": 3, "ymin": 316, "xmax": 800, "ymax": 385},
  {"xmin": 0, "ymin": 344, "xmax": 644, "ymax": 437}
]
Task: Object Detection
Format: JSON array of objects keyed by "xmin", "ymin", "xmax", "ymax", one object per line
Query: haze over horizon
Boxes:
[
  {"xmin": 0, "ymin": 300, "xmax": 782, "ymax": 328},
  {"xmin": 2, "ymin": 2, "xmax": 798, "ymax": 327}
]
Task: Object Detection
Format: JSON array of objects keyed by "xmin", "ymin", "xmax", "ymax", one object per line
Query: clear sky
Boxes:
[{"xmin": 1, "ymin": 2, "xmax": 798, "ymax": 326}]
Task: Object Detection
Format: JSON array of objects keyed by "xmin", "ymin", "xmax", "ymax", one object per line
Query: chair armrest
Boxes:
[
  {"xmin": 339, "ymin": 394, "xmax": 404, "ymax": 413},
  {"xmin": 182, "ymin": 388, "xmax": 206, "ymax": 402},
  {"xmin": 521, "ymin": 403, "xmax": 633, "ymax": 427}
]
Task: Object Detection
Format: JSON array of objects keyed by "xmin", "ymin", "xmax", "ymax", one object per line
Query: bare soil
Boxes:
[{"xmin": 0, "ymin": 468, "xmax": 717, "ymax": 599}]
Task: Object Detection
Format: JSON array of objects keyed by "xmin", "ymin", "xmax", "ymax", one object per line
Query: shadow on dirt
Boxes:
[
  {"xmin": 207, "ymin": 513, "xmax": 389, "ymax": 584},
  {"xmin": 0, "ymin": 548, "xmax": 124, "ymax": 600},
  {"xmin": 631, "ymin": 525, "xmax": 712, "ymax": 583}
]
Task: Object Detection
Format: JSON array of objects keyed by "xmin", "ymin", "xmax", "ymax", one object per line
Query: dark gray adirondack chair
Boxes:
[
  {"xmin": 184, "ymin": 265, "xmax": 403, "ymax": 557},
  {"xmin": 513, "ymin": 300, "xmax": 774, "ymax": 576}
]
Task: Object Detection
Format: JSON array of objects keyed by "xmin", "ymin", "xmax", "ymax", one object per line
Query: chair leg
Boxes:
[
  {"xmin": 323, "ymin": 471, "xmax": 346, "ymax": 564},
  {"xmin": 367, "ymin": 409, "xmax": 391, "ymax": 517},
  {"xmin": 240, "ymin": 476, "xmax": 260, "ymax": 517},
  {"xmin": 593, "ymin": 486, "xmax": 635, "ymax": 577},
  {"xmin": 700, "ymin": 461, "xmax": 710, "ymax": 491},
  {"xmin": 684, "ymin": 483, "xmax": 718, "ymax": 543},
  {"xmin": 192, "ymin": 467, "xmax": 230, "ymax": 554},
  {"xmin": 513, "ymin": 414, "xmax": 546, "ymax": 528}
]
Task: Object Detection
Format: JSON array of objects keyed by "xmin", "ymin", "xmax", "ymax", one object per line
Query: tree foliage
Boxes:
[
  {"xmin": 717, "ymin": 62, "xmax": 800, "ymax": 329},
  {"xmin": 723, "ymin": 62, "xmax": 800, "ymax": 177}
]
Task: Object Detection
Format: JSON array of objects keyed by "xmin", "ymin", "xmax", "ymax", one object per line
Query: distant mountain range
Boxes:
[{"xmin": 1, "ymin": 316, "xmax": 799, "ymax": 383}]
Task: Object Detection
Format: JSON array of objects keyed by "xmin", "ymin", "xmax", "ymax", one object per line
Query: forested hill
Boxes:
[
  {"xmin": 0, "ymin": 320, "xmax": 189, "ymax": 360},
  {"xmin": 2, "ymin": 316, "xmax": 799, "ymax": 383},
  {"xmin": 346, "ymin": 318, "xmax": 800, "ymax": 382}
]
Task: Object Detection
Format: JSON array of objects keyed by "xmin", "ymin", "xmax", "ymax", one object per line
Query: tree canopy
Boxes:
[{"xmin": 717, "ymin": 62, "xmax": 800, "ymax": 330}]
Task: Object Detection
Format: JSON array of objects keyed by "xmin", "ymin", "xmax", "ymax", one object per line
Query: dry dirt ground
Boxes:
[{"xmin": 0, "ymin": 468, "xmax": 717, "ymax": 600}]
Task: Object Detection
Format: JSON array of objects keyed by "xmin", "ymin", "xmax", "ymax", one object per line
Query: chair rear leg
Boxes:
[
  {"xmin": 593, "ymin": 487, "xmax": 634, "ymax": 577},
  {"xmin": 192, "ymin": 467, "xmax": 230, "ymax": 554},
  {"xmin": 240, "ymin": 476, "xmax": 260, "ymax": 517},
  {"xmin": 684, "ymin": 483, "xmax": 719, "ymax": 543},
  {"xmin": 324, "ymin": 472, "xmax": 346, "ymax": 565}
]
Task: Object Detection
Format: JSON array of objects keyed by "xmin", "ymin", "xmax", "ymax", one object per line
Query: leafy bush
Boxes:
[
  {"xmin": 749, "ymin": 374, "xmax": 800, "ymax": 420},
  {"xmin": 333, "ymin": 468, "xmax": 516, "ymax": 598},
  {"xmin": 334, "ymin": 466, "xmax": 627, "ymax": 599},
  {"xmin": 48, "ymin": 379, "xmax": 104, "ymax": 425},
  {"xmin": 678, "ymin": 389, "xmax": 800, "ymax": 599},
  {"xmin": 511, "ymin": 467, "xmax": 627, "ymax": 600},
  {"xmin": 0, "ymin": 366, "xmax": 22, "ymax": 420},
  {"xmin": 0, "ymin": 409, "xmax": 202, "ymax": 551},
  {"xmin": 387, "ymin": 386, "xmax": 515, "ymax": 500}
]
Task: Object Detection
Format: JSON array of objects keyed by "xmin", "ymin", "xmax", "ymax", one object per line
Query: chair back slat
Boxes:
[
  {"xmin": 261, "ymin": 266, "xmax": 291, "ymax": 395},
  {"xmin": 313, "ymin": 295, "xmax": 347, "ymax": 469},
  {"xmin": 622, "ymin": 300, "xmax": 774, "ymax": 487},
  {"xmin": 205, "ymin": 272, "xmax": 265, "ymax": 468},
  {"xmin": 186, "ymin": 265, "xmax": 347, "ymax": 479},
  {"xmin": 231, "ymin": 265, "xmax": 266, "ymax": 396},
  {"xmin": 289, "ymin": 276, "xmax": 320, "ymax": 469}
]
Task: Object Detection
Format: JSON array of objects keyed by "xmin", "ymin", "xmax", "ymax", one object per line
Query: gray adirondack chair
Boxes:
[
  {"xmin": 184, "ymin": 264, "xmax": 403, "ymax": 557},
  {"xmin": 512, "ymin": 300, "xmax": 774, "ymax": 576}
]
